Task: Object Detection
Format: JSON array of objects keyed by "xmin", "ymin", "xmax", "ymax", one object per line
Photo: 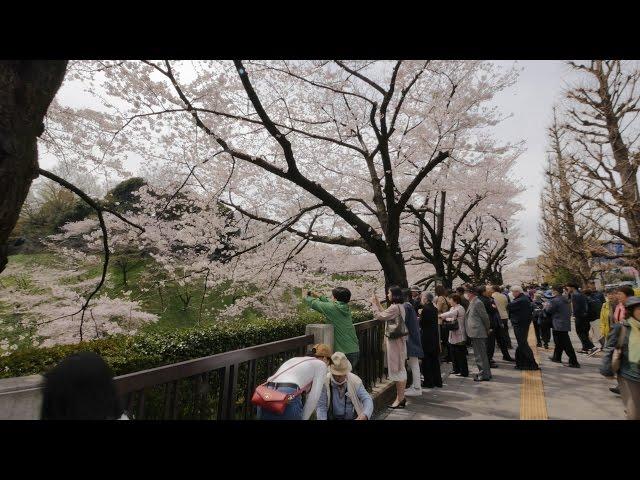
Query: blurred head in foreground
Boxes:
[{"xmin": 41, "ymin": 351, "xmax": 124, "ymax": 420}]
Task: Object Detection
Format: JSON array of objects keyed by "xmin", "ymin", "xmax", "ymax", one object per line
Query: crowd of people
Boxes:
[
  {"xmin": 259, "ymin": 280, "xmax": 640, "ymax": 420},
  {"xmin": 34, "ymin": 280, "xmax": 640, "ymax": 421}
]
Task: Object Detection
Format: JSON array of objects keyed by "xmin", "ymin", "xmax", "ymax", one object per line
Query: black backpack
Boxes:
[{"xmin": 586, "ymin": 296, "xmax": 602, "ymax": 322}]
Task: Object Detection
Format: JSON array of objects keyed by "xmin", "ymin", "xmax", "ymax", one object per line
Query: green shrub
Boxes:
[{"xmin": 0, "ymin": 311, "xmax": 374, "ymax": 379}]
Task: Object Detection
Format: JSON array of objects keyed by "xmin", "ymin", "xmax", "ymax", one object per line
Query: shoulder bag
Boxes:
[
  {"xmin": 611, "ymin": 324, "xmax": 628, "ymax": 374},
  {"xmin": 386, "ymin": 304, "xmax": 409, "ymax": 339},
  {"xmin": 251, "ymin": 358, "xmax": 315, "ymax": 415},
  {"xmin": 442, "ymin": 308, "xmax": 460, "ymax": 331}
]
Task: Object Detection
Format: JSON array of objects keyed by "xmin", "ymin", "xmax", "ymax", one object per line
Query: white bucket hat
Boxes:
[{"xmin": 329, "ymin": 352, "xmax": 352, "ymax": 376}]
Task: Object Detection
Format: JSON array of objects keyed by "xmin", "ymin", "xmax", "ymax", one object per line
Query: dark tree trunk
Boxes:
[
  {"xmin": 0, "ymin": 60, "xmax": 67, "ymax": 273},
  {"xmin": 375, "ymin": 246, "xmax": 408, "ymax": 291}
]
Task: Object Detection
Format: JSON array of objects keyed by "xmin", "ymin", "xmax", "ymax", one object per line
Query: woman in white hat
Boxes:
[{"xmin": 315, "ymin": 352, "xmax": 374, "ymax": 420}]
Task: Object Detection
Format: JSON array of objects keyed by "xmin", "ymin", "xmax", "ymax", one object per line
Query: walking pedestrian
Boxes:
[
  {"xmin": 600, "ymin": 296, "xmax": 640, "ymax": 420},
  {"xmin": 566, "ymin": 283, "xmax": 596, "ymax": 354},
  {"xmin": 540, "ymin": 289, "xmax": 554, "ymax": 349},
  {"xmin": 584, "ymin": 287, "xmax": 604, "ymax": 353},
  {"xmin": 507, "ymin": 285, "xmax": 540, "ymax": 370},
  {"xmin": 492, "ymin": 285, "xmax": 513, "ymax": 349},
  {"xmin": 544, "ymin": 285, "xmax": 580, "ymax": 368},
  {"xmin": 439, "ymin": 293, "xmax": 469, "ymax": 377},
  {"xmin": 481, "ymin": 285, "xmax": 514, "ymax": 366},
  {"xmin": 419, "ymin": 292, "xmax": 443, "ymax": 388},
  {"xmin": 599, "ymin": 288, "xmax": 618, "ymax": 345},
  {"xmin": 402, "ymin": 288, "xmax": 424, "ymax": 397},
  {"xmin": 372, "ymin": 286, "xmax": 408, "ymax": 409},
  {"xmin": 464, "ymin": 285, "xmax": 492, "ymax": 381},
  {"xmin": 316, "ymin": 352, "xmax": 374, "ymax": 420},
  {"xmin": 532, "ymin": 292, "xmax": 545, "ymax": 347}
]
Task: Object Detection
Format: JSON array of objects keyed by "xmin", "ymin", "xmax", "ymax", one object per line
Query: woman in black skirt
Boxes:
[{"xmin": 419, "ymin": 292, "xmax": 443, "ymax": 388}]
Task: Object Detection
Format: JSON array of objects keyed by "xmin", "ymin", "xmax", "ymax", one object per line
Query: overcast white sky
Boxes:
[
  {"xmin": 42, "ymin": 60, "xmax": 576, "ymax": 262},
  {"xmin": 490, "ymin": 60, "xmax": 575, "ymax": 260}
]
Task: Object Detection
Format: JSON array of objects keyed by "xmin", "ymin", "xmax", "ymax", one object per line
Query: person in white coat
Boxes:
[{"xmin": 258, "ymin": 344, "xmax": 331, "ymax": 420}]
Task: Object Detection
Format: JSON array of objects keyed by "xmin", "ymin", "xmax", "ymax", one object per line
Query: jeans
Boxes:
[
  {"xmin": 346, "ymin": 351, "xmax": 360, "ymax": 370},
  {"xmin": 470, "ymin": 337, "xmax": 491, "ymax": 380},
  {"xmin": 258, "ymin": 386, "xmax": 303, "ymax": 420}
]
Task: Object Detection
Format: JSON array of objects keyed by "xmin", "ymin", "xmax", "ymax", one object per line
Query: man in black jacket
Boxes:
[
  {"xmin": 544, "ymin": 285, "xmax": 580, "ymax": 367},
  {"xmin": 507, "ymin": 286, "xmax": 540, "ymax": 370},
  {"xmin": 478, "ymin": 286, "xmax": 514, "ymax": 366},
  {"xmin": 566, "ymin": 283, "xmax": 596, "ymax": 354}
]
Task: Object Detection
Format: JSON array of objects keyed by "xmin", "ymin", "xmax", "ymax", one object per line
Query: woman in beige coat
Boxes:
[{"xmin": 372, "ymin": 286, "xmax": 408, "ymax": 409}]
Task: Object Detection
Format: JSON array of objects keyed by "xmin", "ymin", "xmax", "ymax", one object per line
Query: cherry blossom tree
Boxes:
[
  {"xmin": 43, "ymin": 60, "xmax": 519, "ymax": 290},
  {"xmin": 404, "ymin": 150, "xmax": 523, "ymax": 287}
]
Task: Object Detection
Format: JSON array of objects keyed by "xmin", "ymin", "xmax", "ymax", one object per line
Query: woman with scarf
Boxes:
[{"xmin": 601, "ymin": 296, "xmax": 640, "ymax": 420}]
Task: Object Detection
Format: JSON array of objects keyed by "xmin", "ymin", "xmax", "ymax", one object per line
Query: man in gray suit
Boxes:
[{"xmin": 464, "ymin": 285, "xmax": 492, "ymax": 381}]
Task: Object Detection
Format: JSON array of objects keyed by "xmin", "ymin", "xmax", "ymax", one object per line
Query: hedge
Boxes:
[{"xmin": 0, "ymin": 309, "xmax": 374, "ymax": 379}]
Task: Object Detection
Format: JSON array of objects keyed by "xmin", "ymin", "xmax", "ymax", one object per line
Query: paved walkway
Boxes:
[{"xmin": 378, "ymin": 325, "xmax": 626, "ymax": 420}]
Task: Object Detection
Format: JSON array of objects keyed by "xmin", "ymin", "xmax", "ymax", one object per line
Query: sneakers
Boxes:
[
  {"xmin": 587, "ymin": 347, "xmax": 601, "ymax": 357},
  {"xmin": 404, "ymin": 386, "xmax": 423, "ymax": 397}
]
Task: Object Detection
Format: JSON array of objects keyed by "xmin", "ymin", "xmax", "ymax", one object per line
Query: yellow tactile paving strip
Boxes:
[{"xmin": 519, "ymin": 324, "xmax": 549, "ymax": 420}]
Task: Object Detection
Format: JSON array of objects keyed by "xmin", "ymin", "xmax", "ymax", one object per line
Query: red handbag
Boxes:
[{"xmin": 251, "ymin": 358, "xmax": 315, "ymax": 414}]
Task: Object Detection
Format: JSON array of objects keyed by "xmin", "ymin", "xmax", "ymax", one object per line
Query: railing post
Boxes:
[{"xmin": 304, "ymin": 324, "xmax": 334, "ymax": 352}]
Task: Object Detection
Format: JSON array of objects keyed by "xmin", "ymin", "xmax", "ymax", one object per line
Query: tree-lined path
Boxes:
[{"xmin": 379, "ymin": 326, "xmax": 624, "ymax": 420}]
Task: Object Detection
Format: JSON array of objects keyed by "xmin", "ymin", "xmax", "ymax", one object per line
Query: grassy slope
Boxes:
[
  {"xmin": 1, "ymin": 252, "xmax": 374, "ymax": 355},
  {"xmin": 0, "ymin": 252, "xmax": 317, "ymax": 351},
  {"xmin": 0, "ymin": 253, "xmax": 243, "ymax": 352}
]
